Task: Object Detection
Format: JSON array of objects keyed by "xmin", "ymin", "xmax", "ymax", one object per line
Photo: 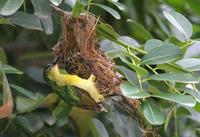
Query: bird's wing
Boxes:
[{"xmin": 66, "ymin": 85, "xmax": 101, "ymax": 108}]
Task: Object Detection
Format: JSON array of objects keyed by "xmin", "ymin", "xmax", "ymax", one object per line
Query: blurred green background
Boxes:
[{"xmin": 1, "ymin": 0, "xmax": 200, "ymax": 137}]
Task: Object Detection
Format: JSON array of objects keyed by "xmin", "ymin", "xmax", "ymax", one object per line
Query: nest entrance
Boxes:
[{"xmin": 52, "ymin": 12, "xmax": 121, "ymax": 95}]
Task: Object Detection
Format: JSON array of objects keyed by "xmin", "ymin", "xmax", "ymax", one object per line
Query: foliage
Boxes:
[{"xmin": 1, "ymin": 0, "xmax": 200, "ymax": 137}]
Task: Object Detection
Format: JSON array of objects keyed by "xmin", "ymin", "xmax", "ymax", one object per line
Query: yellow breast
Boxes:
[
  {"xmin": 49, "ymin": 65, "xmax": 104, "ymax": 102},
  {"xmin": 63, "ymin": 75, "xmax": 104, "ymax": 102}
]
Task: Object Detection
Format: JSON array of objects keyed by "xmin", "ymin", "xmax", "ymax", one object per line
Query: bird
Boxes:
[{"xmin": 43, "ymin": 56, "xmax": 106, "ymax": 112}]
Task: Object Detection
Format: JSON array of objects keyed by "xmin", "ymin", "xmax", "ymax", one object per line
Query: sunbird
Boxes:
[{"xmin": 43, "ymin": 57, "xmax": 106, "ymax": 112}]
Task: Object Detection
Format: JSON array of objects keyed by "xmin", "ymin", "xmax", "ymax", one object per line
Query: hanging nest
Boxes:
[
  {"xmin": 50, "ymin": 8, "xmax": 159, "ymax": 136},
  {"xmin": 52, "ymin": 12, "xmax": 122, "ymax": 96},
  {"xmin": 52, "ymin": 10, "xmax": 141, "ymax": 119}
]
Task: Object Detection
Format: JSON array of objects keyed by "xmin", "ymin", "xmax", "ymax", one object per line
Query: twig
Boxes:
[{"xmin": 51, "ymin": 4, "xmax": 66, "ymax": 16}]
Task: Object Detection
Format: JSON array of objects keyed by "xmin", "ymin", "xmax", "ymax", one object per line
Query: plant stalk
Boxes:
[
  {"xmin": 173, "ymin": 104, "xmax": 178, "ymax": 137},
  {"xmin": 86, "ymin": 0, "xmax": 92, "ymax": 18}
]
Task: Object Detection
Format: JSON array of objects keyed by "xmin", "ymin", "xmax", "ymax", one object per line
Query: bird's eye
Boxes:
[{"xmin": 45, "ymin": 64, "xmax": 51, "ymax": 70}]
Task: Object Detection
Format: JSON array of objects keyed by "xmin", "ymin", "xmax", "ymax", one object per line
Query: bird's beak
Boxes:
[{"xmin": 53, "ymin": 56, "xmax": 61, "ymax": 66}]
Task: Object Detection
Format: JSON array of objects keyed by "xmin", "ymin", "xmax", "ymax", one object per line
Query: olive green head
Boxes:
[{"xmin": 43, "ymin": 56, "xmax": 60, "ymax": 83}]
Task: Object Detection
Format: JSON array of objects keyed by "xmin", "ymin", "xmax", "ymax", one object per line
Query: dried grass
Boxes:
[{"xmin": 52, "ymin": 12, "xmax": 121, "ymax": 95}]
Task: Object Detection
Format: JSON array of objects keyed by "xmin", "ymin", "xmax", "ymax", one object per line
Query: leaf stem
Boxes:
[
  {"xmin": 86, "ymin": 0, "xmax": 92, "ymax": 18},
  {"xmin": 180, "ymin": 41, "xmax": 194, "ymax": 50},
  {"xmin": 95, "ymin": 29, "xmax": 147, "ymax": 55},
  {"xmin": 127, "ymin": 47, "xmax": 136, "ymax": 65},
  {"xmin": 193, "ymin": 83, "xmax": 197, "ymax": 91},
  {"xmin": 23, "ymin": 0, "xmax": 26, "ymax": 13},
  {"xmin": 173, "ymin": 104, "xmax": 178, "ymax": 137},
  {"xmin": 146, "ymin": 65, "xmax": 181, "ymax": 94},
  {"xmin": 127, "ymin": 46, "xmax": 143, "ymax": 91}
]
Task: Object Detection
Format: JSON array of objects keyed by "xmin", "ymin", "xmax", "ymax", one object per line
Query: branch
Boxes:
[{"xmin": 51, "ymin": 4, "xmax": 66, "ymax": 16}]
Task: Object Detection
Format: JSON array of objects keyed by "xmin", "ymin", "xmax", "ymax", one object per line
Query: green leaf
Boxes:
[
  {"xmin": 178, "ymin": 87, "xmax": 200, "ymax": 103},
  {"xmin": 148, "ymin": 80, "xmax": 169, "ymax": 91},
  {"xmin": 176, "ymin": 106, "xmax": 191, "ymax": 117},
  {"xmin": 163, "ymin": 11, "xmax": 193, "ymax": 38},
  {"xmin": 156, "ymin": 63, "xmax": 195, "ymax": 74},
  {"xmin": 164, "ymin": 106, "xmax": 175, "ymax": 131},
  {"xmin": 120, "ymin": 82, "xmax": 140, "ymax": 96},
  {"xmin": 79, "ymin": 0, "xmax": 90, "ymax": 6},
  {"xmin": 141, "ymin": 43, "xmax": 183, "ymax": 65},
  {"xmin": 127, "ymin": 19, "xmax": 153, "ymax": 40},
  {"xmin": 10, "ymin": 84, "xmax": 37, "ymax": 100},
  {"xmin": 148, "ymin": 86, "xmax": 162, "ymax": 94},
  {"xmin": 112, "ymin": 43, "xmax": 127, "ymax": 52},
  {"xmin": 193, "ymin": 90, "xmax": 200, "ymax": 104},
  {"xmin": 93, "ymin": 3, "xmax": 120, "ymax": 19},
  {"xmin": 40, "ymin": 16, "xmax": 53, "ymax": 35},
  {"xmin": 109, "ymin": 107, "xmax": 140, "ymax": 136},
  {"xmin": 50, "ymin": 0, "xmax": 62, "ymax": 6},
  {"xmin": 126, "ymin": 92, "xmax": 151, "ymax": 99},
  {"xmin": 38, "ymin": 109, "xmax": 56, "ymax": 126},
  {"xmin": 25, "ymin": 66, "xmax": 46, "ymax": 84},
  {"xmin": 0, "ymin": 0, "xmax": 23, "ymax": 16},
  {"xmin": 31, "ymin": 0, "xmax": 52, "ymax": 18},
  {"xmin": 142, "ymin": 100, "xmax": 165, "ymax": 125},
  {"xmin": 86, "ymin": 117, "xmax": 99, "ymax": 137},
  {"xmin": 0, "ymin": 48, "xmax": 7, "ymax": 64},
  {"xmin": 117, "ymin": 66, "xmax": 149, "ymax": 92},
  {"xmin": 118, "ymin": 36, "xmax": 139, "ymax": 47},
  {"xmin": 147, "ymin": 73, "xmax": 199, "ymax": 83},
  {"xmin": 120, "ymin": 79, "xmax": 150, "ymax": 99},
  {"xmin": 119, "ymin": 55, "xmax": 148, "ymax": 77},
  {"xmin": 16, "ymin": 113, "xmax": 44, "ymax": 133},
  {"xmin": 122, "ymin": 52, "xmax": 140, "ymax": 65},
  {"xmin": 175, "ymin": 58, "xmax": 200, "ymax": 71},
  {"xmin": 16, "ymin": 93, "xmax": 45, "ymax": 113},
  {"xmin": 41, "ymin": 93, "xmax": 60, "ymax": 108},
  {"xmin": 2, "ymin": 64, "xmax": 23, "ymax": 74},
  {"xmin": 93, "ymin": 118, "xmax": 109, "ymax": 137},
  {"xmin": 168, "ymin": 36, "xmax": 187, "ymax": 54},
  {"xmin": 155, "ymin": 14, "xmax": 171, "ymax": 36},
  {"xmin": 39, "ymin": 13, "xmax": 62, "ymax": 51},
  {"xmin": 152, "ymin": 93, "xmax": 196, "ymax": 107},
  {"xmin": 154, "ymin": 99, "xmax": 172, "ymax": 109},
  {"xmin": 53, "ymin": 102, "xmax": 73, "ymax": 120},
  {"xmin": 107, "ymin": 0, "xmax": 125, "ymax": 10},
  {"xmin": 54, "ymin": 117, "xmax": 69, "ymax": 127},
  {"xmin": 5, "ymin": 11, "xmax": 42, "ymax": 31},
  {"xmin": 177, "ymin": 87, "xmax": 193, "ymax": 95},
  {"xmin": 23, "ymin": 0, "xmax": 26, "ymax": 13},
  {"xmin": 0, "ymin": 16, "xmax": 15, "ymax": 26},
  {"xmin": 112, "ymin": 42, "xmax": 141, "ymax": 64},
  {"xmin": 72, "ymin": 1, "xmax": 84, "ymax": 18},
  {"xmin": 0, "ymin": 62, "xmax": 12, "ymax": 118},
  {"xmin": 144, "ymin": 39, "xmax": 163, "ymax": 52},
  {"xmin": 96, "ymin": 24, "xmax": 120, "ymax": 39},
  {"xmin": 100, "ymin": 41, "xmax": 120, "ymax": 57},
  {"xmin": 193, "ymin": 102, "xmax": 200, "ymax": 112},
  {"xmin": 114, "ymin": 2, "xmax": 125, "ymax": 10}
]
